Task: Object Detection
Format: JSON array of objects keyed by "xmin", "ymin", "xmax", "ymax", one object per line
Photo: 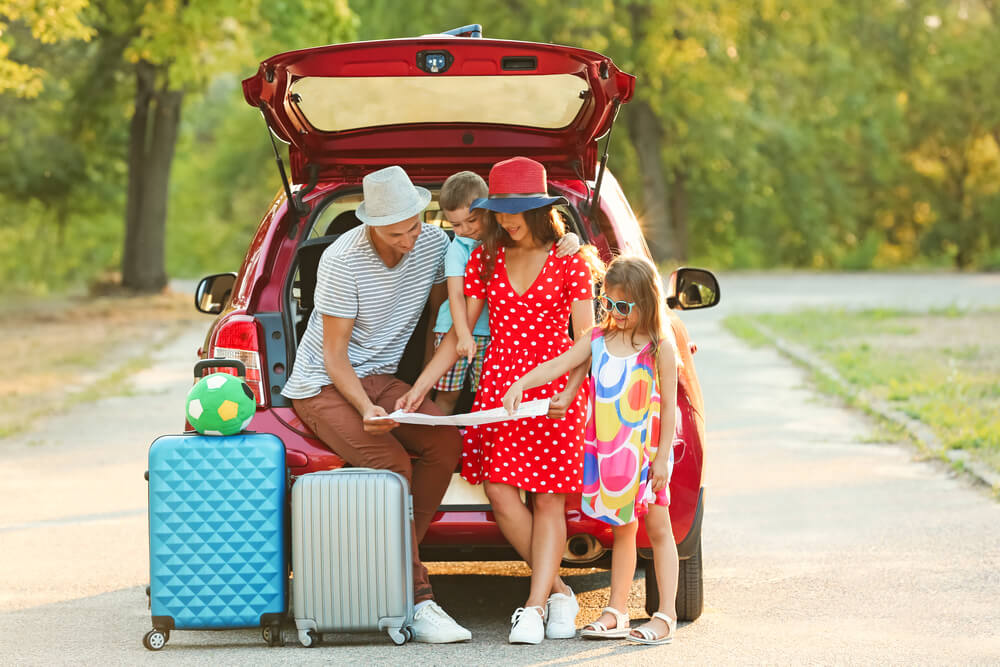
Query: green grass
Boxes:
[
  {"xmin": 722, "ymin": 315, "xmax": 771, "ymax": 347},
  {"xmin": 724, "ymin": 308, "xmax": 1000, "ymax": 479}
]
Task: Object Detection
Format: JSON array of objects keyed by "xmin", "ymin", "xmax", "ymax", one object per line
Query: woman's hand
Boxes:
[
  {"xmin": 362, "ymin": 404, "xmax": 397, "ymax": 434},
  {"xmin": 555, "ymin": 232, "xmax": 581, "ymax": 257},
  {"xmin": 546, "ymin": 392, "xmax": 571, "ymax": 419},
  {"xmin": 502, "ymin": 381, "xmax": 524, "ymax": 415},
  {"xmin": 649, "ymin": 455, "xmax": 670, "ymax": 492},
  {"xmin": 456, "ymin": 332, "xmax": 476, "ymax": 363}
]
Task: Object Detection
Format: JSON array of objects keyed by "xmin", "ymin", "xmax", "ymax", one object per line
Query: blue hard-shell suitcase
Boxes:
[{"xmin": 142, "ymin": 360, "xmax": 287, "ymax": 651}]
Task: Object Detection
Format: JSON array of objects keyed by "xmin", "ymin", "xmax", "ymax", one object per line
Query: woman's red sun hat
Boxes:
[{"xmin": 470, "ymin": 156, "xmax": 568, "ymax": 214}]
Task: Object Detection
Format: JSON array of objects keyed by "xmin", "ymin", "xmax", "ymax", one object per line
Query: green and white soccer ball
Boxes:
[{"xmin": 186, "ymin": 372, "xmax": 256, "ymax": 436}]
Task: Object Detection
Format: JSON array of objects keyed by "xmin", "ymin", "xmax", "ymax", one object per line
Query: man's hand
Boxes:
[
  {"xmin": 362, "ymin": 404, "xmax": 397, "ymax": 434},
  {"xmin": 502, "ymin": 381, "xmax": 524, "ymax": 415},
  {"xmin": 650, "ymin": 456, "xmax": 670, "ymax": 492},
  {"xmin": 395, "ymin": 386, "xmax": 428, "ymax": 413},
  {"xmin": 555, "ymin": 232, "xmax": 581, "ymax": 257},
  {"xmin": 547, "ymin": 392, "xmax": 571, "ymax": 419},
  {"xmin": 456, "ymin": 332, "xmax": 476, "ymax": 363}
]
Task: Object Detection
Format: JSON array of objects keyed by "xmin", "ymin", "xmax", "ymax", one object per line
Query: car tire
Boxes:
[{"xmin": 644, "ymin": 536, "xmax": 704, "ymax": 622}]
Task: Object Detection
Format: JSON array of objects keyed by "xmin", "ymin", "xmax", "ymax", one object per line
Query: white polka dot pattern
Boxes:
[{"xmin": 460, "ymin": 245, "xmax": 594, "ymax": 493}]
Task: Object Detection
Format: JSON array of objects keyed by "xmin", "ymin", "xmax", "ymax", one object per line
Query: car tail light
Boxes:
[{"xmin": 207, "ymin": 315, "xmax": 268, "ymax": 407}]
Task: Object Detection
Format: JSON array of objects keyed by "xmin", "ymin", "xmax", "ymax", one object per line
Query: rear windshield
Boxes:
[
  {"xmin": 289, "ymin": 74, "xmax": 589, "ymax": 132},
  {"xmin": 305, "ymin": 188, "xmax": 584, "ymax": 241}
]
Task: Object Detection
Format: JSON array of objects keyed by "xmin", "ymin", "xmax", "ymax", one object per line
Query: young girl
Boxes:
[
  {"xmin": 503, "ymin": 255, "xmax": 681, "ymax": 646},
  {"xmin": 399, "ymin": 156, "xmax": 602, "ymax": 644}
]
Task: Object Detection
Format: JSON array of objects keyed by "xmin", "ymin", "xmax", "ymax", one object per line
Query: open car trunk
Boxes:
[{"xmin": 243, "ymin": 36, "xmax": 634, "ymax": 183}]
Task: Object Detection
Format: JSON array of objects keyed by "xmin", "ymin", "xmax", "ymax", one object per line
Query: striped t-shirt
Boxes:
[{"xmin": 281, "ymin": 223, "xmax": 448, "ymax": 399}]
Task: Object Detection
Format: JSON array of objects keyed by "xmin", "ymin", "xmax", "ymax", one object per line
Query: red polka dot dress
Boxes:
[{"xmin": 461, "ymin": 244, "xmax": 594, "ymax": 493}]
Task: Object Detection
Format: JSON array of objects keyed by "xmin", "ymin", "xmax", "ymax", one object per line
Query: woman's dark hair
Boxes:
[{"xmin": 478, "ymin": 206, "xmax": 565, "ymax": 283}]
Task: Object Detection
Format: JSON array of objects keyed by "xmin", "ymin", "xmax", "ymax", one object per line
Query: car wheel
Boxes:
[{"xmin": 644, "ymin": 536, "xmax": 704, "ymax": 622}]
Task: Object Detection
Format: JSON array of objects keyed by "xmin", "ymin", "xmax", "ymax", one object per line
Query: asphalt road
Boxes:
[{"xmin": 1, "ymin": 272, "xmax": 999, "ymax": 665}]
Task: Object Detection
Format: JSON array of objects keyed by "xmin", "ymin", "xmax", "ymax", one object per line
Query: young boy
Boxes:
[{"xmin": 431, "ymin": 171, "xmax": 580, "ymax": 413}]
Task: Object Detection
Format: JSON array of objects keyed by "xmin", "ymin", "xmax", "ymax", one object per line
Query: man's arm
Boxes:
[{"xmin": 322, "ymin": 314, "xmax": 397, "ymax": 434}]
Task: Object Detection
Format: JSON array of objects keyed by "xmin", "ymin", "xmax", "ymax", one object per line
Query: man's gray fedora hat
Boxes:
[{"xmin": 355, "ymin": 165, "xmax": 431, "ymax": 227}]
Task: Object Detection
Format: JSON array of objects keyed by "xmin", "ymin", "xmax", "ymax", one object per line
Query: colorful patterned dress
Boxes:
[
  {"xmin": 460, "ymin": 244, "xmax": 594, "ymax": 493},
  {"xmin": 582, "ymin": 329, "xmax": 673, "ymax": 525}
]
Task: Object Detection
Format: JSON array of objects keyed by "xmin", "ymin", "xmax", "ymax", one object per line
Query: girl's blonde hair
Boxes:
[{"xmin": 599, "ymin": 255, "xmax": 678, "ymax": 364}]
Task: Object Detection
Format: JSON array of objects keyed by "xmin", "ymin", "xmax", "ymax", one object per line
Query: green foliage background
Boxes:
[{"xmin": 1, "ymin": 0, "xmax": 998, "ymax": 294}]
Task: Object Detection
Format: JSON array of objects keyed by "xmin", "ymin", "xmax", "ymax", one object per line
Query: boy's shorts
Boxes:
[{"xmin": 433, "ymin": 333, "xmax": 490, "ymax": 393}]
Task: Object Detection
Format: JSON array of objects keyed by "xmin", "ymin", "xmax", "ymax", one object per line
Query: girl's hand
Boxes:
[
  {"xmin": 456, "ymin": 332, "xmax": 476, "ymax": 363},
  {"xmin": 650, "ymin": 456, "xmax": 670, "ymax": 492},
  {"xmin": 555, "ymin": 232, "xmax": 581, "ymax": 257},
  {"xmin": 502, "ymin": 382, "xmax": 524, "ymax": 415},
  {"xmin": 546, "ymin": 392, "xmax": 571, "ymax": 419}
]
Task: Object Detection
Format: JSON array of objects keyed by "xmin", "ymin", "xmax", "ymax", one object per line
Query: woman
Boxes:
[{"xmin": 399, "ymin": 156, "xmax": 602, "ymax": 644}]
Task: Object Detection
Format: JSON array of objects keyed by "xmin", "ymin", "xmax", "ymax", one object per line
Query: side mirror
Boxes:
[
  {"xmin": 194, "ymin": 272, "xmax": 237, "ymax": 314},
  {"xmin": 666, "ymin": 268, "xmax": 720, "ymax": 310}
]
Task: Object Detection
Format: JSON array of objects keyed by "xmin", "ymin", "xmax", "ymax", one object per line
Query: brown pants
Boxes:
[{"xmin": 292, "ymin": 375, "xmax": 462, "ymax": 604}]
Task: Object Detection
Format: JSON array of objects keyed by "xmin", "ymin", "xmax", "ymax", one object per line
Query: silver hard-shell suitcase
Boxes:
[{"xmin": 291, "ymin": 469, "xmax": 415, "ymax": 647}]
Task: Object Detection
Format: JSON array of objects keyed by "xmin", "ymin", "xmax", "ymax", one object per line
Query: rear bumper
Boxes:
[
  {"xmin": 254, "ymin": 407, "xmax": 704, "ymax": 566},
  {"xmin": 420, "ymin": 487, "xmax": 704, "ymax": 566}
]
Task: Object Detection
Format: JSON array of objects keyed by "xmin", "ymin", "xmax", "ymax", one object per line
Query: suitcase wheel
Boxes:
[
  {"xmin": 388, "ymin": 627, "xmax": 409, "ymax": 646},
  {"xmin": 299, "ymin": 629, "xmax": 321, "ymax": 648},
  {"xmin": 142, "ymin": 629, "xmax": 167, "ymax": 651},
  {"xmin": 262, "ymin": 624, "xmax": 285, "ymax": 647}
]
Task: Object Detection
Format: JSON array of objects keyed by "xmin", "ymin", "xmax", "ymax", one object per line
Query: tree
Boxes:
[
  {"xmin": 904, "ymin": 2, "xmax": 1000, "ymax": 267},
  {"xmin": 0, "ymin": 0, "xmax": 93, "ymax": 97},
  {"xmin": 352, "ymin": 1, "xmax": 752, "ymax": 263},
  {"xmin": 89, "ymin": 0, "xmax": 355, "ymax": 291}
]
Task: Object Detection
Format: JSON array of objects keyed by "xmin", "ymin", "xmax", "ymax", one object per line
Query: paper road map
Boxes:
[{"xmin": 371, "ymin": 398, "xmax": 550, "ymax": 427}]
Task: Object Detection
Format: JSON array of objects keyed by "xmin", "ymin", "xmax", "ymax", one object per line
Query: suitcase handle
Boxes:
[{"xmin": 194, "ymin": 358, "xmax": 247, "ymax": 379}]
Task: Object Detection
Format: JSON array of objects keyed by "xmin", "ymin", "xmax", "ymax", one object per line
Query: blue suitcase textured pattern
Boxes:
[{"xmin": 145, "ymin": 432, "xmax": 287, "ymax": 648}]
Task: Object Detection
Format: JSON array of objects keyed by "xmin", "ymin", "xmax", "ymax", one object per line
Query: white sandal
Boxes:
[
  {"xmin": 580, "ymin": 606, "xmax": 630, "ymax": 639},
  {"xmin": 626, "ymin": 612, "xmax": 675, "ymax": 645}
]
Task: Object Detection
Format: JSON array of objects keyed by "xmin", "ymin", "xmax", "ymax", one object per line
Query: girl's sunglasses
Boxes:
[{"xmin": 599, "ymin": 294, "xmax": 636, "ymax": 317}]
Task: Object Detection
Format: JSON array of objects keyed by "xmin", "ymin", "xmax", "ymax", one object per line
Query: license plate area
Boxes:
[{"xmin": 438, "ymin": 473, "xmax": 525, "ymax": 510}]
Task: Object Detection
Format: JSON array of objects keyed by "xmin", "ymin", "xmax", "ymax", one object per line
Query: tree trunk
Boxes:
[
  {"xmin": 122, "ymin": 60, "xmax": 183, "ymax": 292},
  {"xmin": 122, "ymin": 62, "xmax": 153, "ymax": 289},
  {"xmin": 625, "ymin": 0, "xmax": 676, "ymax": 262},
  {"xmin": 951, "ymin": 154, "xmax": 974, "ymax": 269},
  {"xmin": 627, "ymin": 99, "xmax": 676, "ymax": 261}
]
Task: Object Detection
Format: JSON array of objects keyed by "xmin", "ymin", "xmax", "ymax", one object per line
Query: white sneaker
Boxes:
[
  {"xmin": 545, "ymin": 587, "xmax": 579, "ymax": 639},
  {"xmin": 509, "ymin": 606, "xmax": 545, "ymax": 644},
  {"xmin": 410, "ymin": 601, "xmax": 472, "ymax": 643}
]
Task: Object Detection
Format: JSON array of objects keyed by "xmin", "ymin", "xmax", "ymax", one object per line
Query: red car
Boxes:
[{"xmin": 193, "ymin": 26, "xmax": 719, "ymax": 622}]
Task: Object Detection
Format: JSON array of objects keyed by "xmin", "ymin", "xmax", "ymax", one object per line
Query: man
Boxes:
[{"xmin": 282, "ymin": 165, "xmax": 470, "ymax": 643}]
